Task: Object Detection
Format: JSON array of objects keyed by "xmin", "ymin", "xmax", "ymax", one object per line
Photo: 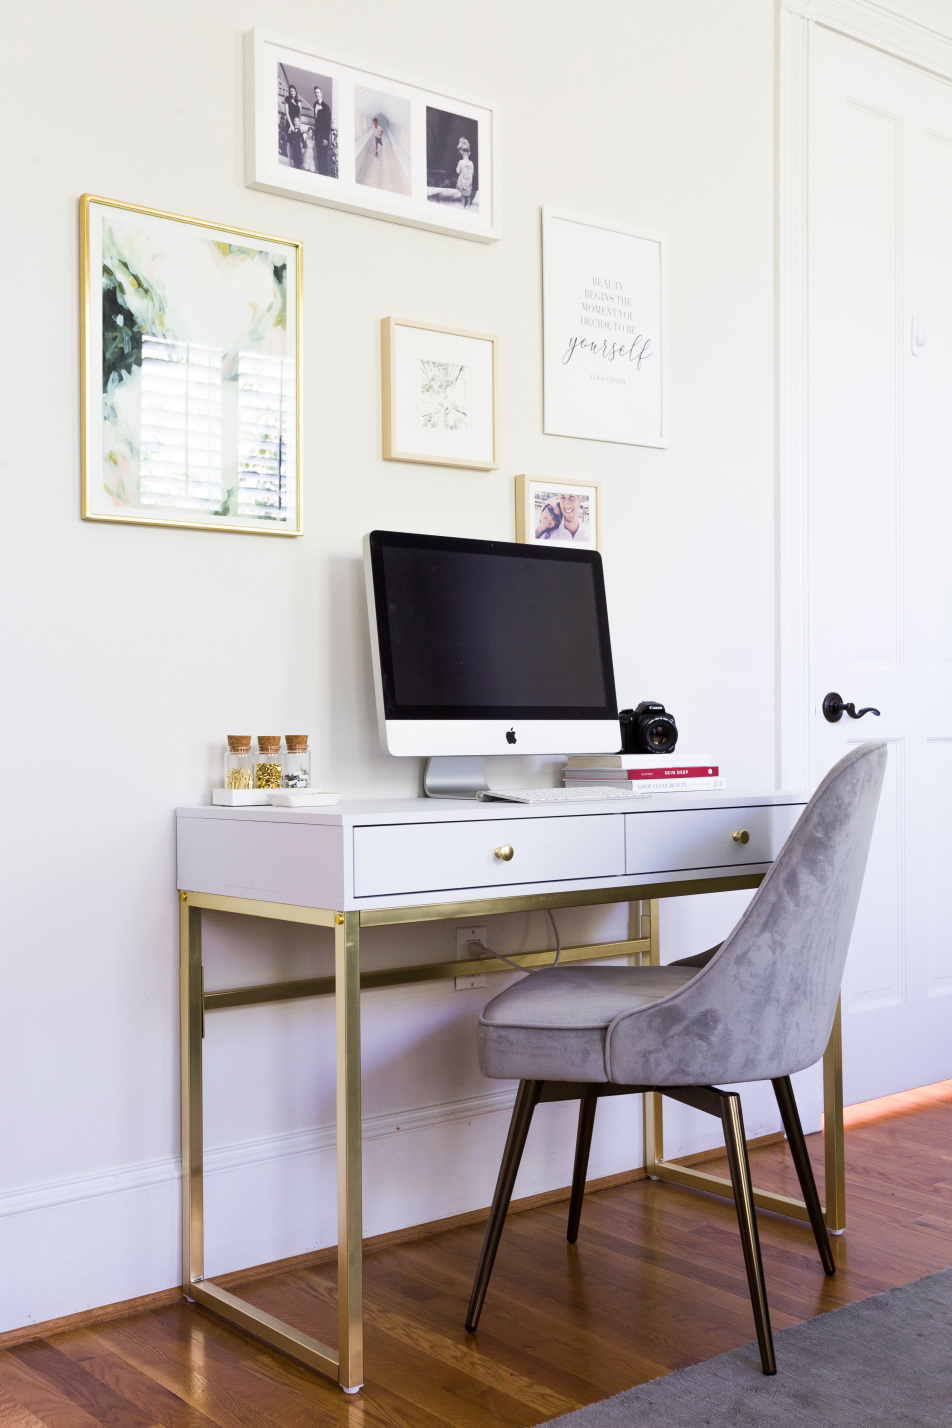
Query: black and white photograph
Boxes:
[
  {"xmin": 354, "ymin": 88, "xmax": 411, "ymax": 197},
  {"xmin": 277, "ymin": 63, "xmax": 337, "ymax": 177},
  {"xmin": 247, "ymin": 30, "xmax": 499, "ymax": 239},
  {"xmin": 426, "ymin": 106, "xmax": 479, "ymax": 212}
]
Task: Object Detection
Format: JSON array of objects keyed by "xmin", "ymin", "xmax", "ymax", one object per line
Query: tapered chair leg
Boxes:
[
  {"xmin": 466, "ymin": 1080, "xmax": 543, "ymax": 1331},
  {"xmin": 772, "ymin": 1075, "xmax": 836, "ymax": 1275},
  {"xmin": 567, "ymin": 1097, "xmax": 597, "ymax": 1244},
  {"xmin": 719, "ymin": 1090, "xmax": 776, "ymax": 1375}
]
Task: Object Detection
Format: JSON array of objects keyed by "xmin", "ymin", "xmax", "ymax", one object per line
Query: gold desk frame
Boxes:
[{"xmin": 179, "ymin": 874, "xmax": 845, "ymax": 1394}]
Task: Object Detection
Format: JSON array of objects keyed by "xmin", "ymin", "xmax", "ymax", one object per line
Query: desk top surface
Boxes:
[{"xmin": 177, "ymin": 789, "xmax": 808, "ymax": 829}]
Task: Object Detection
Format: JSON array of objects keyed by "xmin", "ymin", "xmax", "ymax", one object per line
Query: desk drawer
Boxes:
[
  {"xmin": 353, "ymin": 815, "xmax": 625, "ymax": 897},
  {"xmin": 625, "ymin": 803, "xmax": 799, "ymax": 876}
]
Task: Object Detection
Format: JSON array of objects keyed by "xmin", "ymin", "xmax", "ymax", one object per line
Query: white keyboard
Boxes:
[{"xmin": 478, "ymin": 785, "xmax": 651, "ymax": 804}]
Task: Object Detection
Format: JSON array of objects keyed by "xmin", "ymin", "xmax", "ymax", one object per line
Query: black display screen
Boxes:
[{"xmin": 368, "ymin": 531, "xmax": 617, "ymax": 719}]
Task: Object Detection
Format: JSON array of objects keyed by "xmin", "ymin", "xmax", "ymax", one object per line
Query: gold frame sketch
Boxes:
[
  {"xmin": 515, "ymin": 474, "xmax": 602, "ymax": 551},
  {"xmin": 81, "ymin": 194, "xmax": 303, "ymax": 536},
  {"xmin": 381, "ymin": 317, "xmax": 499, "ymax": 471}
]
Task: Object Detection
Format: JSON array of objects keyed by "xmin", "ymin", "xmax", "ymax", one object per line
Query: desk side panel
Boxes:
[{"xmin": 176, "ymin": 815, "xmax": 345, "ymax": 909}]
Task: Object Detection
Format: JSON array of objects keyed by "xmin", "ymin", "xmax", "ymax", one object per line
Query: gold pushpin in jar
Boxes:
[{"xmin": 254, "ymin": 736, "xmax": 283, "ymax": 790}]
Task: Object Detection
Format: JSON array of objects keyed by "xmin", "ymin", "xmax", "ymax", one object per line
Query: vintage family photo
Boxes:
[
  {"xmin": 248, "ymin": 31, "xmax": 498, "ymax": 239},
  {"xmin": 355, "ymin": 88, "xmax": 411, "ymax": 196},
  {"xmin": 277, "ymin": 64, "xmax": 337, "ymax": 176},
  {"xmin": 426, "ymin": 106, "xmax": 479, "ymax": 212},
  {"xmin": 515, "ymin": 475, "xmax": 601, "ymax": 549}
]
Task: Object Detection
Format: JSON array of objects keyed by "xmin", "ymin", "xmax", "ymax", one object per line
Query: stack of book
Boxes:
[{"xmin": 564, "ymin": 755, "xmax": 723, "ymax": 793}]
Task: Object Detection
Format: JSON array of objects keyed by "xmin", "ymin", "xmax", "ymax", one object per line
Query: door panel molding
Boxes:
[
  {"xmin": 778, "ymin": 0, "xmax": 952, "ymax": 790},
  {"xmin": 782, "ymin": 0, "xmax": 952, "ymax": 84}
]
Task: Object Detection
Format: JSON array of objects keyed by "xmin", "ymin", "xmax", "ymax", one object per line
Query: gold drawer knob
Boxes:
[
  {"xmin": 733, "ymin": 829, "xmax": 750, "ymax": 845},
  {"xmin": 494, "ymin": 844, "xmax": 515, "ymax": 861}
]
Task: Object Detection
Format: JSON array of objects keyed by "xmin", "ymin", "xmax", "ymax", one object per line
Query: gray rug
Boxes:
[{"xmin": 535, "ymin": 1267, "xmax": 952, "ymax": 1426}]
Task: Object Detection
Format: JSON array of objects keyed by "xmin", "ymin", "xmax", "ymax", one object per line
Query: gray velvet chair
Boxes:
[{"xmin": 466, "ymin": 741, "xmax": 886, "ymax": 1375}]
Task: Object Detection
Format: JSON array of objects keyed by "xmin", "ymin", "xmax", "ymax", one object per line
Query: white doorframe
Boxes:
[{"xmin": 777, "ymin": 0, "xmax": 952, "ymax": 791}]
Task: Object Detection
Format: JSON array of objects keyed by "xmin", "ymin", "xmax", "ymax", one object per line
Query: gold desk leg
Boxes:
[
  {"xmin": 336, "ymin": 911, "xmax": 364, "ymax": 1392},
  {"xmin": 823, "ymin": 996, "xmax": 845, "ymax": 1233},
  {"xmin": 642, "ymin": 900, "xmax": 664, "ymax": 1174},
  {"xmin": 180, "ymin": 898, "xmax": 204, "ymax": 1291}
]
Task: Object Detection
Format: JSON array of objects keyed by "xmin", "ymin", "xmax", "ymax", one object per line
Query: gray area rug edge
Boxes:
[{"xmin": 534, "ymin": 1264, "xmax": 952, "ymax": 1427}]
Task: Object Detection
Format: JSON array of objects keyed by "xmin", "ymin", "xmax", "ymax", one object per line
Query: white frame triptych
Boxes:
[{"xmin": 244, "ymin": 29, "xmax": 500, "ymax": 243}]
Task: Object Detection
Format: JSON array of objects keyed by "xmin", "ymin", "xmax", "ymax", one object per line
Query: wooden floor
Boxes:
[{"xmin": 3, "ymin": 1082, "xmax": 952, "ymax": 1427}]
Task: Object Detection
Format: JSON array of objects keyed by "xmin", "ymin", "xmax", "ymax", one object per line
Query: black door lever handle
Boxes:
[{"xmin": 822, "ymin": 692, "xmax": 881, "ymax": 724}]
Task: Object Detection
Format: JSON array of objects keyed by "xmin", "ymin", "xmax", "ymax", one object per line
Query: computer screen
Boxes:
[{"xmin": 364, "ymin": 530, "xmax": 619, "ymax": 757}]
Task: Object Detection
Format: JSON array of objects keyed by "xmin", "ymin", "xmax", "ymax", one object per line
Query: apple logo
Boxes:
[{"xmin": 506, "ymin": 728, "xmax": 517, "ymax": 745}]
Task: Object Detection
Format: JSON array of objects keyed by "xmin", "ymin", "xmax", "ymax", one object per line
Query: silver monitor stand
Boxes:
[{"xmin": 423, "ymin": 756, "xmax": 489, "ymax": 800}]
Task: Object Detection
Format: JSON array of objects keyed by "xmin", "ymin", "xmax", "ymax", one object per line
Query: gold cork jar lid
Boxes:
[
  {"xmin": 257, "ymin": 736, "xmax": 281, "ymax": 753},
  {"xmin": 285, "ymin": 735, "xmax": 309, "ymax": 752},
  {"xmin": 227, "ymin": 735, "xmax": 252, "ymax": 753}
]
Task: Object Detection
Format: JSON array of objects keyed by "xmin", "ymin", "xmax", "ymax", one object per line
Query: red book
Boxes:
[{"xmin": 566, "ymin": 765, "xmax": 719, "ymax": 781}]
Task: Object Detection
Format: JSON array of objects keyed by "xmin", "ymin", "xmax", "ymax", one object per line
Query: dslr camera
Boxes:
[{"xmin": 619, "ymin": 701, "xmax": 679, "ymax": 755}]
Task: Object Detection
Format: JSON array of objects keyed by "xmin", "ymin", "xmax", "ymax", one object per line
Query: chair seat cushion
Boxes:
[{"xmin": 478, "ymin": 964, "xmax": 698, "ymax": 1083}]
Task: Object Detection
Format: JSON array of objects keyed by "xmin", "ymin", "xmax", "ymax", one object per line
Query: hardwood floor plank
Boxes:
[
  {"xmin": 0, "ymin": 1354, "xmax": 109, "ymax": 1428},
  {"xmin": 0, "ymin": 1386, "xmax": 56, "ymax": 1428},
  {"xmin": 3, "ymin": 1343, "xmax": 159, "ymax": 1428},
  {"xmin": 4, "ymin": 1086, "xmax": 952, "ymax": 1428},
  {"xmin": 53, "ymin": 1337, "xmax": 219, "ymax": 1428}
]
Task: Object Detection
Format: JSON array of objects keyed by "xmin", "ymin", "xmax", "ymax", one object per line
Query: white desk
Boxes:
[{"xmin": 176, "ymin": 790, "xmax": 840, "ymax": 1393}]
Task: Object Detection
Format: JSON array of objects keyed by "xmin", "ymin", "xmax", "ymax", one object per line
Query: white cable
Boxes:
[
  {"xmin": 468, "ymin": 909, "xmax": 562, "ymax": 975},
  {"xmin": 547, "ymin": 908, "xmax": 562, "ymax": 967}
]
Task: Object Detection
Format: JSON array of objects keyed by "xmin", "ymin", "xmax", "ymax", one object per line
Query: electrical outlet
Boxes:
[
  {"xmin": 457, "ymin": 926, "xmax": 488, "ymax": 959},
  {"xmin": 455, "ymin": 973, "xmax": 487, "ymax": 991}
]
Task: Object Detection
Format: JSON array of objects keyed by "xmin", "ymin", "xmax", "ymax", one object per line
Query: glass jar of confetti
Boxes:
[{"xmin": 283, "ymin": 735, "xmax": 311, "ymax": 789}]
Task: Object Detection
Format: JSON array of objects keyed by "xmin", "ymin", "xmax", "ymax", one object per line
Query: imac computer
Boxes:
[{"xmin": 363, "ymin": 529, "xmax": 619, "ymax": 797}]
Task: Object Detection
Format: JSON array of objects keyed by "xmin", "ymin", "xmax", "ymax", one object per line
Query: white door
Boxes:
[{"xmin": 809, "ymin": 26, "xmax": 952, "ymax": 1103}]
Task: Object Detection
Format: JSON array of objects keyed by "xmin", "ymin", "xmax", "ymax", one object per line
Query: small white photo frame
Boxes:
[
  {"xmin": 542, "ymin": 208, "xmax": 667, "ymax": 447},
  {"xmin": 382, "ymin": 318, "xmax": 498, "ymax": 470},
  {"xmin": 515, "ymin": 475, "xmax": 601, "ymax": 550},
  {"xmin": 244, "ymin": 29, "xmax": 500, "ymax": 243}
]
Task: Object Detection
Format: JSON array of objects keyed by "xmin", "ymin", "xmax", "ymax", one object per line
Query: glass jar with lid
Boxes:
[
  {"xmin": 224, "ymin": 735, "xmax": 254, "ymax": 790},
  {"xmin": 283, "ymin": 735, "xmax": 310, "ymax": 789},
  {"xmin": 254, "ymin": 736, "xmax": 283, "ymax": 789}
]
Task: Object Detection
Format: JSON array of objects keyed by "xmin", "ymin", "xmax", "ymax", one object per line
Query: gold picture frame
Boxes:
[
  {"xmin": 381, "ymin": 316, "xmax": 498, "ymax": 470},
  {"xmin": 515, "ymin": 474, "xmax": 602, "ymax": 551},
  {"xmin": 81, "ymin": 194, "xmax": 304, "ymax": 535}
]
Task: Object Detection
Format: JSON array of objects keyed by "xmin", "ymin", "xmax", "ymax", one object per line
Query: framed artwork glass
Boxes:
[
  {"xmin": 542, "ymin": 207, "xmax": 667, "ymax": 448},
  {"xmin": 382, "ymin": 317, "xmax": 498, "ymax": 470},
  {"xmin": 81, "ymin": 195, "xmax": 302, "ymax": 535},
  {"xmin": 515, "ymin": 475, "xmax": 601, "ymax": 550},
  {"xmin": 244, "ymin": 29, "xmax": 500, "ymax": 243}
]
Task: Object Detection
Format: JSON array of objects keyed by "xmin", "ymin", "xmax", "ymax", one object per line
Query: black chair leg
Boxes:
[
  {"xmin": 719, "ymin": 1090, "xmax": 776, "ymax": 1375},
  {"xmin": 772, "ymin": 1075, "xmax": 836, "ymax": 1276},
  {"xmin": 465, "ymin": 1079, "xmax": 543, "ymax": 1331},
  {"xmin": 567, "ymin": 1097, "xmax": 597, "ymax": 1243}
]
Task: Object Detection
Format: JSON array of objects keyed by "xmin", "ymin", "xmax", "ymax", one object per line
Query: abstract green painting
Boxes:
[{"xmin": 82, "ymin": 195, "xmax": 302, "ymax": 534}]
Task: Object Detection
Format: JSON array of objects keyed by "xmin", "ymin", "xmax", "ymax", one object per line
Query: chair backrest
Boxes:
[{"xmin": 607, "ymin": 741, "xmax": 887, "ymax": 1087}]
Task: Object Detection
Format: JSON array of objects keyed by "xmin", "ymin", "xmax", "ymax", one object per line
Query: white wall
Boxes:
[{"xmin": 0, "ymin": 0, "xmax": 784, "ymax": 1332}]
